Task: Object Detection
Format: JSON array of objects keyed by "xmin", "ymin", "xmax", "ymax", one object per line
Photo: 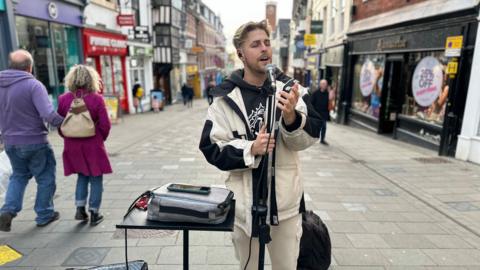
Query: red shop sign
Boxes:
[
  {"xmin": 117, "ymin": 14, "xmax": 135, "ymax": 26},
  {"xmin": 83, "ymin": 29, "xmax": 127, "ymax": 56}
]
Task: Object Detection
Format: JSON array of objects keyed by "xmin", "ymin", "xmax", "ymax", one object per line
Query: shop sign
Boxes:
[
  {"xmin": 304, "ymin": 34, "xmax": 316, "ymax": 46},
  {"xmin": 445, "ymin": 36, "xmax": 463, "ymax": 57},
  {"xmin": 134, "ymin": 26, "xmax": 150, "ymax": 42},
  {"xmin": 376, "ymin": 37, "xmax": 407, "ymax": 51},
  {"xmin": 310, "ymin": 20, "xmax": 323, "ymax": 34},
  {"xmin": 191, "ymin": 46, "xmax": 204, "ymax": 53},
  {"xmin": 412, "ymin": 56, "xmax": 443, "ymax": 107},
  {"xmin": 85, "ymin": 30, "xmax": 128, "ymax": 56},
  {"xmin": 117, "ymin": 14, "xmax": 135, "ymax": 26},
  {"xmin": 90, "ymin": 36, "xmax": 127, "ymax": 48},
  {"xmin": 47, "ymin": 2, "xmax": 58, "ymax": 19},
  {"xmin": 359, "ymin": 59, "xmax": 376, "ymax": 97},
  {"xmin": 0, "ymin": 0, "xmax": 6, "ymax": 11}
]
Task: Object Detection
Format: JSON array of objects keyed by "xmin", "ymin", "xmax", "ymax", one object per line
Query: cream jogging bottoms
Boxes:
[{"xmin": 232, "ymin": 214, "xmax": 302, "ymax": 270}]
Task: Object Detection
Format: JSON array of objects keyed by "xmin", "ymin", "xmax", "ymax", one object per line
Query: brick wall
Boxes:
[{"xmin": 352, "ymin": 0, "xmax": 428, "ymax": 21}]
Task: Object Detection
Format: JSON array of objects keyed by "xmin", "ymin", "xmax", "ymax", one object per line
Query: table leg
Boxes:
[
  {"xmin": 125, "ymin": 229, "xmax": 129, "ymax": 270},
  {"xmin": 183, "ymin": 229, "xmax": 189, "ymax": 270}
]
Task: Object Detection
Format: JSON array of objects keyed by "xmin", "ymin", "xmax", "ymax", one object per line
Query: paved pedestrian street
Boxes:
[{"xmin": 1, "ymin": 101, "xmax": 480, "ymax": 269}]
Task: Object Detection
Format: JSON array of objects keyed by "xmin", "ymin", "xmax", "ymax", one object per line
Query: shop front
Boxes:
[
  {"xmin": 127, "ymin": 44, "xmax": 154, "ymax": 113},
  {"xmin": 83, "ymin": 28, "xmax": 129, "ymax": 113},
  {"xmin": 13, "ymin": 0, "xmax": 84, "ymax": 106},
  {"xmin": 323, "ymin": 44, "xmax": 345, "ymax": 122},
  {"xmin": 344, "ymin": 11, "xmax": 477, "ymax": 156},
  {"xmin": 305, "ymin": 53, "xmax": 319, "ymax": 89}
]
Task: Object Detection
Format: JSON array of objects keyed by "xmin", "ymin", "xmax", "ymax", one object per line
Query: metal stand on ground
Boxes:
[{"xmin": 252, "ymin": 72, "xmax": 278, "ymax": 270}]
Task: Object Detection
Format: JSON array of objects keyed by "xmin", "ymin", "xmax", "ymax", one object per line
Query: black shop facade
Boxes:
[{"xmin": 340, "ymin": 10, "xmax": 478, "ymax": 157}]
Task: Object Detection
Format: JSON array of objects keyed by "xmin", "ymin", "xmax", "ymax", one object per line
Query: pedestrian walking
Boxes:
[
  {"xmin": 311, "ymin": 79, "xmax": 331, "ymax": 145},
  {"xmin": 181, "ymin": 83, "xmax": 189, "ymax": 106},
  {"xmin": 187, "ymin": 84, "xmax": 194, "ymax": 108},
  {"xmin": 199, "ymin": 20, "xmax": 318, "ymax": 270},
  {"xmin": 205, "ymin": 81, "xmax": 215, "ymax": 105},
  {"xmin": 132, "ymin": 79, "xmax": 144, "ymax": 113},
  {"xmin": 57, "ymin": 65, "xmax": 112, "ymax": 226},
  {"xmin": 0, "ymin": 50, "xmax": 64, "ymax": 231}
]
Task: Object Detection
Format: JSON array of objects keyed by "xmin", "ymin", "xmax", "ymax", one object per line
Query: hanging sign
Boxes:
[
  {"xmin": 304, "ymin": 34, "xmax": 316, "ymax": 46},
  {"xmin": 359, "ymin": 59, "xmax": 376, "ymax": 96},
  {"xmin": 412, "ymin": 56, "xmax": 443, "ymax": 107}
]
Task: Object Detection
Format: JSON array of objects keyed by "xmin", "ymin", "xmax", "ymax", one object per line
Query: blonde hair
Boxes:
[
  {"xmin": 233, "ymin": 20, "xmax": 271, "ymax": 49},
  {"xmin": 64, "ymin": 65, "xmax": 100, "ymax": 92}
]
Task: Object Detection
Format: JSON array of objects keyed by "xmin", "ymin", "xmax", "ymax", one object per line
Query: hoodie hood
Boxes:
[
  {"xmin": 0, "ymin": 69, "xmax": 34, "ymax": 88},
  {"xmin": 212, "ymin": 68, "xmax": 292, "ymax": 97}
]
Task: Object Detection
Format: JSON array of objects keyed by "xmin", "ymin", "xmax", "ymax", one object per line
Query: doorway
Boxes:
[{"xmin": 379, "ymin": 55, "xmax": 404, "ymax": 134}]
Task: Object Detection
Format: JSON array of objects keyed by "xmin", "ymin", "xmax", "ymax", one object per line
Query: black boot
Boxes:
[
  {"xmin": 90, "ymin": 210, "xmax": 104, "ymax": 226},
  {"xmin": 75, "ymin": 207, "xmax": 88, "ymax": 221}
]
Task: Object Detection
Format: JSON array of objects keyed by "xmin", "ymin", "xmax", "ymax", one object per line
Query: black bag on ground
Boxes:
[
  {"xmin": 297, "ymin": 210, "xmax": 332, "ymax": 270},
  {"xmin": 65, "ymin": 260, "xmax": 148, "ymax": 270}
]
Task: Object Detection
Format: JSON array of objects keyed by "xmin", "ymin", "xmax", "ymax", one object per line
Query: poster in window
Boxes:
[
  {"xmin": 103, "ymin": 95, "xmax": 119, "ymax": 123},
  {"xmin": 359, "ymin": 59, "xmax": 375, "ymax": 97},
  {"xmin": 412, "ymin": 56, "xmax": 443, "ymax": 107}
]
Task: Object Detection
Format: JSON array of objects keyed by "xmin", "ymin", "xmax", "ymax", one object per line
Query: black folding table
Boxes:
[{"xmin": 116, "ymin": 201, "xmax": 235, "ymax": 270}]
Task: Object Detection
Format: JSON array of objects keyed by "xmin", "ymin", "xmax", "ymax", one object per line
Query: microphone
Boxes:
[{"xmin": 265, "ymin": 64, "xmax": 276, "ymax": 92}]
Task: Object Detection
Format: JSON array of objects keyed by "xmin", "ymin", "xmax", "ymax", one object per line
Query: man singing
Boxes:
[{"xmin": 199, "ymin": 20, "xmax": 318, "ymax": 269}]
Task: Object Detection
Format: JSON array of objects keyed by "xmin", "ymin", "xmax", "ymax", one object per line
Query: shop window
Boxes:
[
  {"xmin": 113, "ymin": 56, "xmax": 125, "ymax": 98},
  {"xmin": 15, "ymin": 16, "xmax": 54, "ymax": 94},
  {"xmin": 52, "ymin": 23, "xmax": 80, "ymax": 93},
  {"xmin": 352, "ymin": 54, "xmax": 385, "ymax": 119},
  {"xmin": 101, "ymin": 55, "xmax": 114, "ymax": 94},
  {"xmin": 15, "ymin": 16, "xmax": 79, "ymax": 99},
  {"xmin": 401, "ymin": 51, "xmax": 448, "ymax": 126}
]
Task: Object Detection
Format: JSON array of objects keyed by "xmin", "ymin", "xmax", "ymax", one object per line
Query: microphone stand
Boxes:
[{"xmin": 252, "ymin": 70, "xmax": 277, "ymax": 270}]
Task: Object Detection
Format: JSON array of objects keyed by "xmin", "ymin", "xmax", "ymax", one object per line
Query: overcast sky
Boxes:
[{"xmin": 200, "ymin": 0, "xmax": 293, "ymax": 52}]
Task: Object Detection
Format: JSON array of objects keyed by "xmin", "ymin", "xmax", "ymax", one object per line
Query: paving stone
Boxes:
[
  {"xmin": 424, "ymin": 235, "xmax": 474, "ymax": 249},
  {"xmin": 360, "ymin": 222, "xmax": 404, "ymax": 234},
  {"xmin": 395, "ymin": 223, "xmax": 447, "ymax": 234},
  {"xmin": 101, "ymin": 246, "xmax": 160, "ymax": 265},
  {"xmin": 157, "ymin": 246, "xmax": 207, "ymax": 265},
  {"xmin": 342, "ymin": 203, "xmax": 367, "ymax": 212},
  {"xmin": 206, "ymin": 246, "xmax": 238, "ymax": 264},
  {"xmin": 333, "ymin": 248, "xmax": 388, "ymax": 266},
  {"xmin": 381, "ymin": 234, "xmax": 437, "ymax": 248},
  {"xmin": 62, "ymin": 247, "xmax": 110, "ymax": 267},
  {"xmin": 380, "ymin": 249, "xmax": 435, "ymax": 266},
  {"xmin": 16, "ymin": 247, "xmax": 77, "ymax": 267},
  {"xmin": 346, "ymin": 234, "xmax": 390, "ymax": 248},
  {"xmin": 422, "ymin": 249, "xmax": 480, "ymax": 266}
]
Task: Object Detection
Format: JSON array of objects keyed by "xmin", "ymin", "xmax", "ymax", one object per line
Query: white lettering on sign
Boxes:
[
  {"xmin": 90, "ymin": 36, "xmax": 127, "ymax": 48},
  {"xmin": 359, "ymin": 59, "xmax": 375, "ymax": 97},
  {"xmin": 412, "ymin": 56, "xmax": 443, "ymax": 107}
]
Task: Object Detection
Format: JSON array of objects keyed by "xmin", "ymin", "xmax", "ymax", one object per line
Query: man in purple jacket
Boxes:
[{"xmin": 0, "ymin": 50, "xmax": 64, "ymax": 231}]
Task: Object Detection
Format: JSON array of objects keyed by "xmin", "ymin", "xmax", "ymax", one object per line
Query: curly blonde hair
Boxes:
[{"xmin": 64, "ymin": 65, "xmax": 100, "ymax": 92}]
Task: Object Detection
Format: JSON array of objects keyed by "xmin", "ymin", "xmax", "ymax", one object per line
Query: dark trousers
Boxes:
[{"xmin": 319, "ymin": 120, "xmax": 327, "ymax": 142}]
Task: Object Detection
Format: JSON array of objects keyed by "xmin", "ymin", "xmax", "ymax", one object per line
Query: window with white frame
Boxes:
[
  {"xmin": 330, "ymin": 0, "xmax": 336, "ymax": 36},
  {"xmin": 339, "ymin": 0, "xmax": 345, "ymax": 33}
]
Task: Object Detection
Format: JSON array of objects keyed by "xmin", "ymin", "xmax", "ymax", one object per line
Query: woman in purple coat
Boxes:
[{"xmin": 57, "ymin": 65, "xmax": 112, "ymax": 225}]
